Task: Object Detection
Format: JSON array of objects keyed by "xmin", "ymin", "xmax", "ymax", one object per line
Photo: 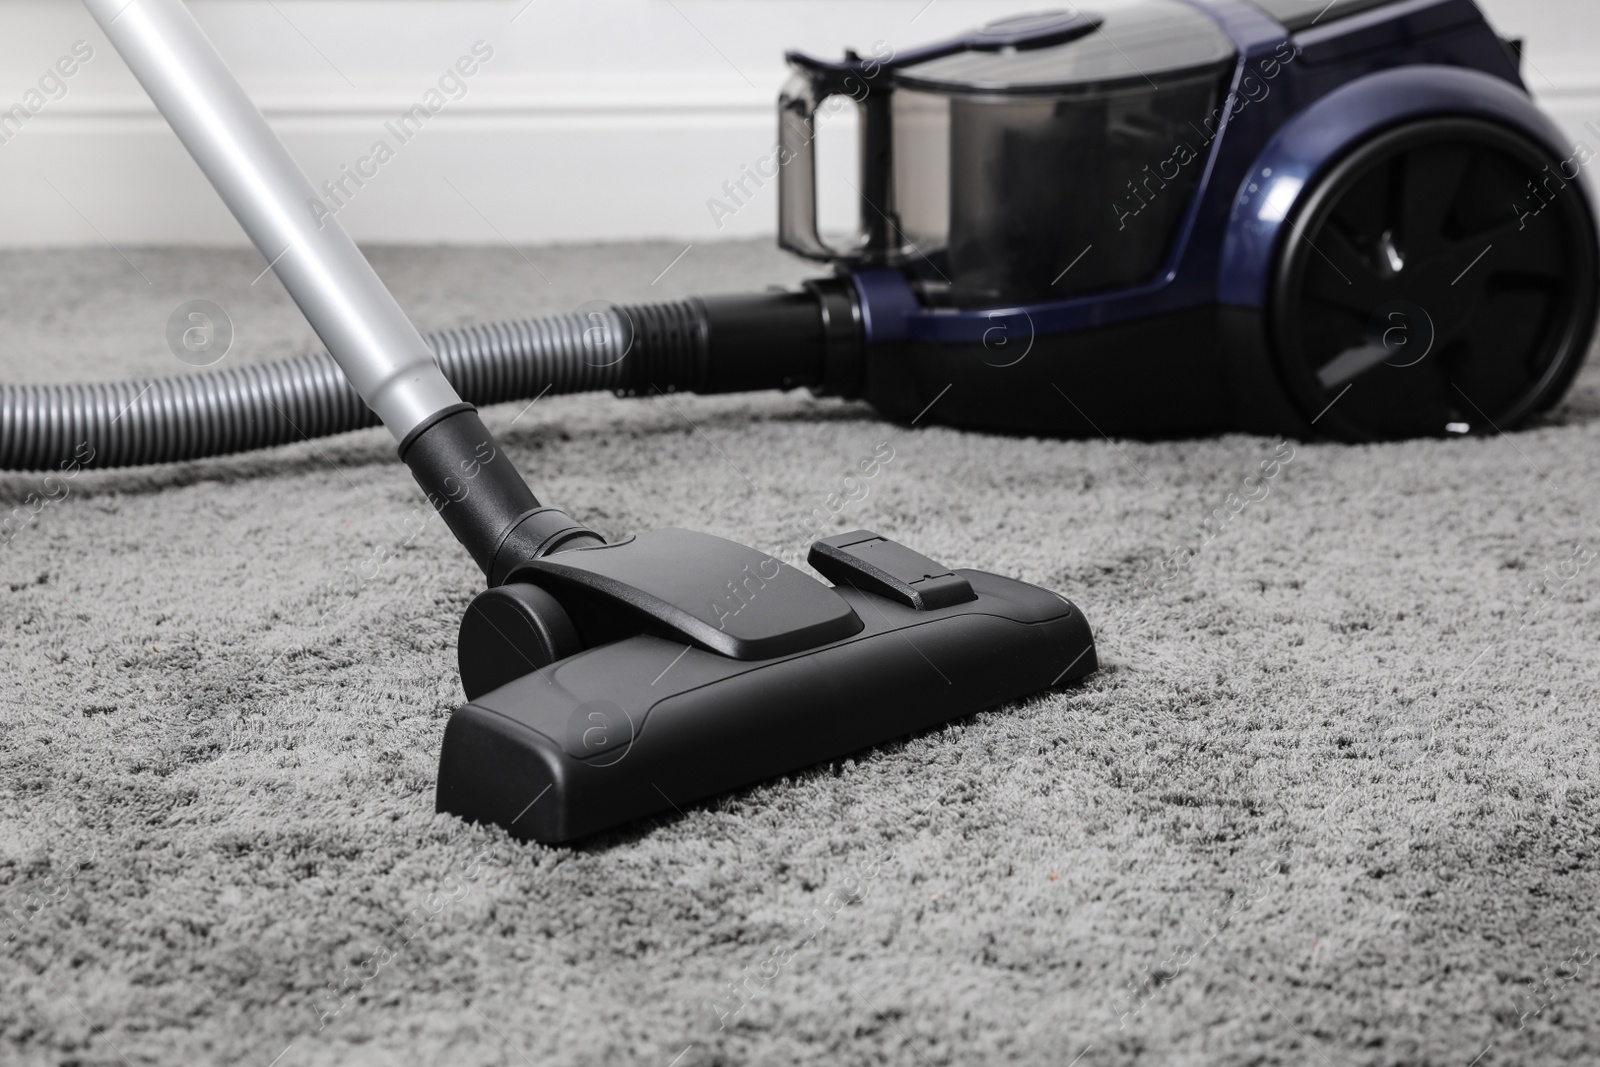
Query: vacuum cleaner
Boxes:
[{"xmin": 14, "ymin": 0, "xmax": 1595, "ymax": 841}]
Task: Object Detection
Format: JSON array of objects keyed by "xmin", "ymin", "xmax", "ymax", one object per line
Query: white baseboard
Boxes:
[{"xmin": 0, "ymin": 81, "xmax": 803, "ymax": 246}]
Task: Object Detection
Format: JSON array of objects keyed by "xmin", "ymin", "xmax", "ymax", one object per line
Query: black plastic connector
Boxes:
[
  {"xmin": 399, "ymin": 404, "xmax": 600, "ymax": 579},
  {"xmin": 804, "ymin": 277, "xmax": 865, "ymax": 398},
  {"xmin": 489, "ymin": 507, "xmax": 605, "ymax": 587},
  {"xmin": 611, "ymin": 282, "xmax": 864, "ymax": 401},
  {"xmin": 695, "ymin": 290, "xmax": 832, "ymax": 393}
]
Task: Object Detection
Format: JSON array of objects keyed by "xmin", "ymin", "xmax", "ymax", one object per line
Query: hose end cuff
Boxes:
[
  {"xmin": 490, "ymin": 507, "xmax": 606, "ymax": 586},
  {"xmin": 397, "ymin": 402, "xmax": 477, "ymax": 461},
  {"xmin": 803, "ymin": 277, "xmax": 864, "ymax": 398}
]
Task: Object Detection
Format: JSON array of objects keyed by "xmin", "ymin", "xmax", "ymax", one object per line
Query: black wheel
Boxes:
[
  {"xmin": 1270, "ymin": 118, "xmax": 1599, "ymax": 440},
  {"xmin": 458, "ymin": 583, "xmax": 582, "ymax": 701}
]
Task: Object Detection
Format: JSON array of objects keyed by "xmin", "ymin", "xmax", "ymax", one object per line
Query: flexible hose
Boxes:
[
  {"xmin": 0, "ymin": 305, "xmax": 685, "ymax": 471},
  {"xmin": 0, "ymin": 284, "xmax": 854, "ymax": 472}
]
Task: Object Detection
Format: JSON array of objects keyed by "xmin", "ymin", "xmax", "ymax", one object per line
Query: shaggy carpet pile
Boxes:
[{"xmin": 2, "ymin": 241, "xmax": 1598, "ymax": 1066}]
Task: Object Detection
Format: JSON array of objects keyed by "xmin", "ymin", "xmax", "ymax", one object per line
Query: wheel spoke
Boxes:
[
  {"xmin": 1478, "ymin": 231, "xmax": 1568, "ymax": 282},
  {"xmin": 1297, "ymin": 302, "xmax": 1366, "ymax": 366},
  {"xmin": 1329, "ymin": 161, "xmax": 1395, "ymax": 245},
  {"xmin": 1440, "ymin": 149, "xmax": 1525, "ymax": 244},
  {"xmin": 1315, "ymin": 342, "xmax": 1392, "ymax": 390},
  {"xmin": 1347, "ymin": 347, "xmax": 1457, "ymax": 435},
  {"xmin": 1447, "ymin": 341, "xmax": 1532, "ymax": 423},
  {"xmin": 1471, "ymin": 289, "xmax": 1558, "ymax": 374},
  {"xmin": 1300, "ymin": 223, "xmax": 1389, "ymax": 314},
  {"xmin": 1397, "ymin": 144, "xmax": 1476, "ymax": 257}
]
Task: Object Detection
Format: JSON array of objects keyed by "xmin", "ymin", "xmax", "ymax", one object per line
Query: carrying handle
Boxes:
[
  {"xmin": 777, "ymin": 62, "xmax": 888, "ymax": 263},
  {"xmin": 777, "ymin": 10, "xmax": 1101, "ymax": 266},
  {"xmin": 775, "ymin": 69, "xmax": 833, "ymax": 261}
]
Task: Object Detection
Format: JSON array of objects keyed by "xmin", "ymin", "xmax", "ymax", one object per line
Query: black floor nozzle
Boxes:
[{"xmin": 439, "ymin": 528, "xmax": 1096, "ymax": 843}]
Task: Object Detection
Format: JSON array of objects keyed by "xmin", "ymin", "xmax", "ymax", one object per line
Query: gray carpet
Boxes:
[{"xmin": 3, "ymin": 240, "xmax": 1600, "ymax": 1067}]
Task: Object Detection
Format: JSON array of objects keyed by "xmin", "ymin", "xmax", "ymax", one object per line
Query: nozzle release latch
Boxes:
[{"xmin": 809, "ymin": 530, "xmax": 977, "ymax": 611}]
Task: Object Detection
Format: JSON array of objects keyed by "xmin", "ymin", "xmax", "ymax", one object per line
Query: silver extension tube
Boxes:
[{"xmin": 81, "ymin": 0, "xmax": 462, "ymax": 441}]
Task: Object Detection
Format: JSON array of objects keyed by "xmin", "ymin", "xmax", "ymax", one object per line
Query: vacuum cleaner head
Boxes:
[
  {"xmin": 440, "ymin": 529, "xmax": 1096, "ymax": 843},
  {"xmin": 79, "ymin": 0, "xmax": 1101, "ymax": 849}
]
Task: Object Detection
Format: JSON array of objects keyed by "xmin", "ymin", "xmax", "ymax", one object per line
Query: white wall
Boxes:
[{"xmin": 0, "ymin": 0, "xmax": 1595, "ymax": 247}]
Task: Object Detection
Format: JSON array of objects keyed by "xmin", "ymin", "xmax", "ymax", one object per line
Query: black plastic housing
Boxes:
[{"xmin": 859, "ymin": 307, "xmax": 1237, "ymax": 437}]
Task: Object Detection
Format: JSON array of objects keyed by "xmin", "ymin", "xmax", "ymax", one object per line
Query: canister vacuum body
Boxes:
[
  {"xmin": 7, "ymin": 0, "xmax": 1594, "ymax": 474},
  {"xmin": 772, "ymin": 0, "xmax": 1599, "ymax": 443}
]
